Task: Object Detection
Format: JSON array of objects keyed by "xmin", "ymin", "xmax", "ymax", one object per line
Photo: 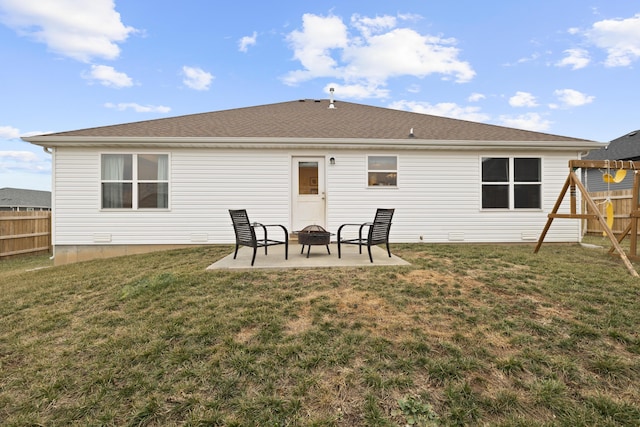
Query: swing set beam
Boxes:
[{"xmin": 534, "ymin": 160, "xmax": 640, "ymax": 277}]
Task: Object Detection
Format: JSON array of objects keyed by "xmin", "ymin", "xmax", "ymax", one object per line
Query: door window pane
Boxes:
[{"xmin": 299, "ymin": 161, "xmax": 318, "ymax": 194}]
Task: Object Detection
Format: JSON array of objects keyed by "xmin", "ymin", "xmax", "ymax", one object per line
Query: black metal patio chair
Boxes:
[
  {"xmin": 229, "ymin": 209, "xmax": 288, "ymax": 266},
  {"xmin": 337, "ymin": 208, "xmax": 394, "ymax": 263}
]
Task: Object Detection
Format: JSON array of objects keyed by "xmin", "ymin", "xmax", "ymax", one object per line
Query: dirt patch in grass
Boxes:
[{"xmin": 287, "ymin": 287, "xmax": 418, "ymax": 339}]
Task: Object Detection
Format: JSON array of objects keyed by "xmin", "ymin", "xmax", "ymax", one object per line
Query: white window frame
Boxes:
[
  {"xmin": 481, "ymin": 156, "xmax": 542, "ymax": 210},
  {"xmin": 100, "ymin": 153, "xmax": 170, "ymax": 210},
  {"xmin": 367, "ymin": 155, "xmax": 398, "ymax": 187}
]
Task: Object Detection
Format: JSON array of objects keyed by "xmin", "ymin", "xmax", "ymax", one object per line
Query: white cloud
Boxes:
[
  {"xmin": 504, "ymin": 52, "xmax": 541, "ymax": 67},
  {"xmin": 0, "ymin": 150, "xmax": 38, "ymax": 161},
  {"xmin": 0, "ymin": 125, "xmax": 21, "ymax": 139},
  {"xmin": 584, "ymin": 13, "xmax": 640, "ymax": 67},
  {"xmin": 509, "ymin": 91, "xmax": 538, "ymax": 108},
  {"xmin": 284, "ymin": 14, "xmax": 349, "ymax": 83},
  {"xmin": 83, "ymin": 64, "xmax": 133, "ymax": 88},
  {"xmin": 498, "ymin": 113, "xmax": 551, "ymax": 132},
  {"xmin": 181, "ymin": 66, "xmax": 214, "ymax": 91},
  {"xmin": 238, "ymin": 31, "xmax": 257, "ymax": 52},
  {"xmin": 468, "ymin": 92, "xmax": 485, "ymax": 102},
  {"xmin": 350, "ymin": 14, "xmax": 396, "ymax": 38},
  {"xmin": 104, "ymin": 102, "xmax": 171, "ymax": 113},
  {"xmin": 0, "ymin": 0, "xmax": 136, "ymax": 62},
  {"xmin": 389, "ymin": 100, "xmax": 490, "ymax": 122},
  {"xmin": 556, "ymin": 48, "xmax": 590, "ymax": 69},
  {"xmin": 283, "ymin": 13, "xmax": 475, "ymax": 98},
  {"xmin": 553, "ymin": 89, "xmax": 594, "ymax": 107},
  {"xmin": 0, "ymin": 150, "xmax": 50, "ymax": 173}
]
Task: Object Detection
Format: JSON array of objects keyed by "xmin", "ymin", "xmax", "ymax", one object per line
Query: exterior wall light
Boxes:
[{"xmin": 329, "ymin": 157, "xmax": 335, "ymax": 165}]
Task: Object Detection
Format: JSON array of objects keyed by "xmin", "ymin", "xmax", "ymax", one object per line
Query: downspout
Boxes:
[{"xmin": 43, "ymin": 146, "xmax": 55, "ymax": 260}]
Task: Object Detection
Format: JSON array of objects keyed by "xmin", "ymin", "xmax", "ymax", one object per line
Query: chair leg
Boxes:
[
  {"xmin": 326, "ymin": 245, "xmax": 330, "ymax": 255},
  {"xmin": 338, "ymin": 241, "xmax": 342, "ymax": 258},
  {"xmin": 233, "ymin": 244, "xmax": 239, "ymax": 259},
  {"xmin": 367, "ymin": 244, "xmax": 374, "ymax": 263},
  {"xmin": 386, "ymin": 242, "xmax": 392, "ymax": 258},
  {"xmin": 300, "ymin": 245, "xmax": 305, "ymax": 254},
  {"xmin": 251, "ymin": 247, "xmax": 258, "ymax": 266},
  {"xmin": 285, "ymin": 243, "xmax": 288, "ymax": 260}
]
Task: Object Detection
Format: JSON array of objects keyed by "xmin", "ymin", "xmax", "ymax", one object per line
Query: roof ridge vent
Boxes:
[{"xmin": 328, "ymin": 87, "xmax": 336, "ymax": 109}]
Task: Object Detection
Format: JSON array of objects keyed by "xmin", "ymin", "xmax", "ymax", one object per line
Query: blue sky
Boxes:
[{"xmin": 1, "ymin": 1, "xmax": 639, "ymax": 191}]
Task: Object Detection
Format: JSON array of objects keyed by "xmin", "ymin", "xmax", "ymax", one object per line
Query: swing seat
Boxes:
[
  {"xmin": 603, "ymin": 169, "xmax": 627, "ymax": 183},
  {"xmin": 603, "ymin": 200, "xmax": 614, "ymax": 236}
]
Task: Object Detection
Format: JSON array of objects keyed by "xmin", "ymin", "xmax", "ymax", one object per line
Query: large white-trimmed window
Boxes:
[
  {"xmin": 101, "ymin": 154, "xmax": 169, "ymax": 209},
  {"xmin": 368, "ymin": 155, "xmax": 397, "ymax": 187},
  {"xmin": 482, "ymin": 157, "xmax": 541, "ymax": 209}
]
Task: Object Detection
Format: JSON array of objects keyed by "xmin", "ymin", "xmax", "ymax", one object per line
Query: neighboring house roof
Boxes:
[
  {"xmin": 0, "ymin": 187, "xmax": 51, "ymax": 209},
  {"xmin": 583, "ymin": 130, "xmax": 640, "ymax": 161},
  {"xmin": 24, "ymin": 99, "xmax": 599, "ymax": 151}
]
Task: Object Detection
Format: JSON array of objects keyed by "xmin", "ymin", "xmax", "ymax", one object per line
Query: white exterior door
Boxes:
[{"xmin": 292, "ymin": 157, "xmax": 326, "ymax": 232}]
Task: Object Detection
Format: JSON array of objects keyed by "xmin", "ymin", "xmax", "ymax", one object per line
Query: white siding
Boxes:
[
  {"xmin": 325, "ymin": 150, "xmax": 580, "ymax": 243},
  {"xmin": 52, "ymin": 147, "xmax": 583, "ymax": 246},
  {"xmin": 53, "ymin": 147, "xmax": 291, "ymax": 246}
]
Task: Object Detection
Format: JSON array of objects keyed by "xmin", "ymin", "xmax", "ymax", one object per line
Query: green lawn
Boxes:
[{"xmin": 1, "ymin": 242, "xmax": 639, "ymax": 426}]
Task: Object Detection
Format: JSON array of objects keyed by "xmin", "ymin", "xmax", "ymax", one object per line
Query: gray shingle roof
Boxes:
[
  {"xmin": 0, "ymin": 188, "xmax": 51, "ymax": 209},
  {"xmin": 583, "ymin": 130, "xmax": 640, "ymax": 160},
  {"xmin": 39, "ymin": 99, "xmax": 591, "ymax": 142}
]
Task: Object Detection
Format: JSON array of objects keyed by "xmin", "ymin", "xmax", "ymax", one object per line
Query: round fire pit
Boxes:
[{"xmin": 297, "ymin": 225, "xmax": 332, "ymax": 257}]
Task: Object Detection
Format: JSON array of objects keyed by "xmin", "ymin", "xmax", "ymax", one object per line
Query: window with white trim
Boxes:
[
  {"xmin": 368, "ymin": 155, "xmax": 397, "ymax": 186},
  {"xmin": 482, "ymin": 157, "xmax": 541, "ymax": 209},
  {"xmin": 101, "ymin": 154, "xmax": 169, "ymax": 209}
]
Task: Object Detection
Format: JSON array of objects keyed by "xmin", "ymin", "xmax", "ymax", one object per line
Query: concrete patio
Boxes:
[{"xmin": 206, "ymin": 243, "xmax": 410, "ymax": 270}]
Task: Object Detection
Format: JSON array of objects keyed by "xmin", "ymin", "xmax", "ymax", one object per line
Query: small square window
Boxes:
[{"xmin": 368, "ymin": 156, "xmax": 397, "ymax": 186}]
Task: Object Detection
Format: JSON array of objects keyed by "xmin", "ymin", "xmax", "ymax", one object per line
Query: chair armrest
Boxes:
[
  {"xmin": 263, "ymin": 224, "xmax": 289, "ymax": 238},
  {"xmin": 253, "ymin": 223, "xmax": 289, "ymax": 242},
  {"xmin": 338, "ymin": 222, "xmax": 371, "ymax": 240}
]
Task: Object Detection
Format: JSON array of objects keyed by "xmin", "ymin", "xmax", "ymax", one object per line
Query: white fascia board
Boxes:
[{"xmin": 22, "ymin": 136, "xmax": 602, "ymax": 151}]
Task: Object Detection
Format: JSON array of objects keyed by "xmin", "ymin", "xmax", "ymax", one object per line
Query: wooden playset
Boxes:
[{"xmin": 535, "ymin": 159, "xmax": 640, "ymax": 277}]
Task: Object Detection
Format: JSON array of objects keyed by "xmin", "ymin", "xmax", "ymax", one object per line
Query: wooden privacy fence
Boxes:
[
  {"xmin": 0, "ymin": 211, "xmax": 51, "ymax": 258},
  {"xmin": 584, "ymin": 189, "xmax": 635, "ymax": 235}
]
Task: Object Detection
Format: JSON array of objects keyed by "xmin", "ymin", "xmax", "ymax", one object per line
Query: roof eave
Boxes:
[{"xmin": 22, "ymin": 136, "xmax": 601, "ymax": 151}]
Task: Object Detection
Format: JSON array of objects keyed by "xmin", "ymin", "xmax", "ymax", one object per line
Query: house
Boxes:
[
  {"xmin": 0, "ymin": 187, "xmax": 51, "ymax": 211},
  {"xmin": 23, "ymin": 98, "xmax": 601, "ymax": 265},
  {"xmin": 581, "ymin": 130, "xmax": 640, "ymax": 192}
]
